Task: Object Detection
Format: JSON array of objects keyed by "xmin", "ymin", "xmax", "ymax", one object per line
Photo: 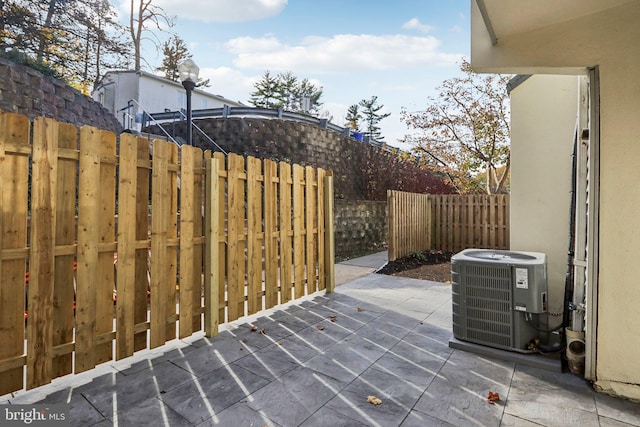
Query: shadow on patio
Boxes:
[{"xmin": 3, "ymin": 253, "xmax": 640, "ymax": 426}]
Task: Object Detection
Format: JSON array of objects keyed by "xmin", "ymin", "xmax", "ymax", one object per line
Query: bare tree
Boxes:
[{"xmin": 129, "ymin": 0, "xmax": 174, "ymax": 71}]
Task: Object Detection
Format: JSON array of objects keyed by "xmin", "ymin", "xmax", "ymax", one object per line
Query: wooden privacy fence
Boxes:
[
  {"xmin": 388, "ymin": 190, "xmax": 510, "ymax": 260},
  {"xmin": 0, "ymin": 111, "xmax": 334, "ymax": 395}
]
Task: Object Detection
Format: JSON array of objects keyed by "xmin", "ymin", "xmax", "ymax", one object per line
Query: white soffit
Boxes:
[{"xmin": 477, "ymin": 0, "xmax": 636, "ymax": 41}]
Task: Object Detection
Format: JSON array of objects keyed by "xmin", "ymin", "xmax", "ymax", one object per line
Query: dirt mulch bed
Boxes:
[{"xmin": 377, "ymin": 251, "xmax": 453, "ymax": 283}]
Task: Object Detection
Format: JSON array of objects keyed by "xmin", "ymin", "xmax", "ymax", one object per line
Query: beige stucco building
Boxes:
[{"xmin": 471, "ymin": 0, "xmax": 640, "ymax": 400}]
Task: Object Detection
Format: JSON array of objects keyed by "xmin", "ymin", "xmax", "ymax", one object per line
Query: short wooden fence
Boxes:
[
  {"xmin": 388, "ymin": 190, "xmax": 510, "ymax": 260},
  {"xmin": 0, "ymin": 111, "xmax": 334, "ymax": 394}
]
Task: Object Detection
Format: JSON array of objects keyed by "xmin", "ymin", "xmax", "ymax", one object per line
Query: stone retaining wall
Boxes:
[
  {"xmin": 0, "ymin": 57, "xmax": 121, "ymax": 132},
  {"xmin": 334, "ymin": 200, "xmax": 387, "ymax": 259}
]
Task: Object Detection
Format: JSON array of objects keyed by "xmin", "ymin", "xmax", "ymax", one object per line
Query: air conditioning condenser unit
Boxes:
[{"xmin": 451, "ymin": 249, "xmax": 547, "ymax": 353}]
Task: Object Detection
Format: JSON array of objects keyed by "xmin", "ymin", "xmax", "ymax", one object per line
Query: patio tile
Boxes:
[
  {"xmin": 195, "ymin": 401, "xmax": 281, "ymax": 427},
  {"xmin": 37, "ymin": 389, "xmax": 107, "ymax": 427},
  {"xmin": 503, "ymin": 399, "xmax": 599, "ymax": 426},
  {"xmin": 598, "ymin": 416, "xmax": 640, "ymax": 426},
  {"xmin": 595, "ymin": 391, "xmax": 640, "ymax": 426},
  {"xmin": 158, "ymin": 363, "xmax": 270, "ymax": 425},
  {"xmin": 257, "ymin": 333, "xmax": 327, "ymax": 364},
  {"xmin": 507, "ymin": 365, "xmax": 597, "ymax": 412},
  {"xmin": 241, "ymin": 317, "xmax": 303, "ymax": 340},
  {"xmin": 171, "ymin": 335, "xmax": 253, "ymax": 376},
  {"xmin": 394, "ymin": 331, "xmax": 453, "ymax": 361},
  {"xmin": 245, "ymin": 367, "xmax": 347, "ymax": 426},
  {"xmin": 309, "ymin": 332, "xmax": 389, "ymax": 371},
  {"xmin": 354, "ymin": 323, "xmax": 406, "ymax": 350},
  {"xmin": 412, "ymin": 351, "xmax": 513, "ymax": 427},
  {"xmin": 373, "ymin": 352, "xmax": 440, "ymax": 391},
  {"xmin": 231, "ymin": 348, "xmax": 300, "ymax": 381},
  {"xmin": 222, "ymin": 327, "xmax": 274, "ymax": 352},
  {"xmin": 303, "ymin": 347, "xmax": 378, "ymax": 384},
  {"xmin": 111, "ymin": 397, "xmax": 191, "ymax": 427},
  {"xmin": 499, "ymin": 413, "xmax": 546, "ymax": 426},
  {"xmin": 268, "ymin": 309, "xmax": 324, "ymax": 330},
  {"xmin": 80, "ymin": 360, "xmax": 195, "ymax": 418},
  {"xmin": 299, "ymin": 406, "xmax": 369, "ymax": 427},
  {"xmin": 116, "ymin": 345, "xmax": 197, "ymax": 376},
  {"xmin": 405, "ymin": 326, "xmax": 447, "ymax": 345},
  {"xmin": 324, "ymin": 364, "xmax": 424, "ymax": 427},
  {"xmin": 400, "ymin": 409, "xmax": 456, "ymax": 427}
]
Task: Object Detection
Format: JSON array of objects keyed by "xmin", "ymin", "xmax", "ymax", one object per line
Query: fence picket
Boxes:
[
  {"xmin": 214, "ymin": 152, "xmax": 226, "ymax": 324},
  {"xmin": 179, "ymin": 145, "xmax": 196, "ymax": 338},
  {"xmin": 0, "ymin": 111, "xmax": 336, "ymax": 393},
  {"xmin": 150, "ymin": 139, "xmax": 170, "ymax": 348},
  {"xmin": 246, "ymin": 156, "xmax": 263, "ymax": 315},
  {"xmin": 317, "ymin": 169, "xmax": 326, "ymax": 291},
  {"xmin": 116, "ymin": 134, "xmax": 138, "ymax": 359},
  {"xmin": 96, "ymin": 130, "xmax": 116, "ymax": 365},
  {"xmin": 134, "ymin": 136, "xmax": 150, "ymax": 351},
  {"xmin": 51, "ymin": 122, "xmax": 76, "ymax": 378},
  {"xmin": 264, "ymin": 160, "xmax": 279, "ymax": 307},
  {"xmin": 75, "ymin": 125, "xmax": 102, "ymax": 373},
  {"xmin": 292, "ymin": 165, "xmax": 305, "ymax": 299},
  {"xmin": 279, "ymin": 162, "xmax": 293, "ymax": 303},
  {"xmin": 0, "ymin": 112, "xmax": 30, "ymax": 394},
  {"xmin": 305, "ymin": 166, "xmax": 317, "ymax": 293},
  {"xmin": 387, "ymin": 191, "xmax": 510, "ymax": 258},
  {"xmin": 227, "ymin": 153, "xmax": 246, "ymax": 321}
]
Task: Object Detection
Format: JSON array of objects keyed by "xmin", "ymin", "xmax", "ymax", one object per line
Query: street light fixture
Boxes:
[{"xmin": 178, "ymin": 59, "xmax": 200, "ymax": 145}]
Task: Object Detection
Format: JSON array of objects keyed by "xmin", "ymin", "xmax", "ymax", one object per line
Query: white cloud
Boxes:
[
  {"xmin": 402, "ymin": 18, "xmax": 433, "ymax": 33},
  {"xmin": 198, "ymin": 66, "xmax": 256, "ymax": 104},
  {"xmin": 122, "ymin": 0, "xmax": 287, "ymax": 23},
  {"xmin": 226, "ymin": 34, "xmax": 461, "ymax": 73}
]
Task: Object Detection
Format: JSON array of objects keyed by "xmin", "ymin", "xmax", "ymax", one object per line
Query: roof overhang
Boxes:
[{"xmin": 471, "ymin": 0, "xmax": 639, "ymax": 74}]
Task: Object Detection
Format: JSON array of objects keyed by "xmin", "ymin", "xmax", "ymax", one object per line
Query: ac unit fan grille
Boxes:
[{"xmin": 452, "ymin": 263, "xmax": 513, "ymax": 349}]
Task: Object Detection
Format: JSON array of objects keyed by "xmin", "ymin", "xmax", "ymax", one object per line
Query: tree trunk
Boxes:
[{"xmin": 37, "ymin": 0, "xmax": 58, "ymax": 62}]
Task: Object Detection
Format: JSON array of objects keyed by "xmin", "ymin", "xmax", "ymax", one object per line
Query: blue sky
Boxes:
[{"xmin": 120, "ymin": 0, "xmax": 470, "ymax": 148}]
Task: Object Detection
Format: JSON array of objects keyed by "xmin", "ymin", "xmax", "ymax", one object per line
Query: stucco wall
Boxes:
[
  {"xmin": 510, "ymin": 75, "xmax": 578, "ymax": 315},
  {"xmin": 0, "ymin": 57, "xmax": 121, "ymax": 132},
  {"xmin": 471, "ymin": 1, "xmax": 640, "ymax": 399}
]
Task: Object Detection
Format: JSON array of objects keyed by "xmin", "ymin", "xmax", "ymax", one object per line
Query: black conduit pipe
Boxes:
[{"xmin": 561, "ymin": 131, "xmax": 579, "ymax": 370}]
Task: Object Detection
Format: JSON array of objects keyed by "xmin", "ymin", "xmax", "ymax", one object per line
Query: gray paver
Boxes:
[
  {"xmin": 4, "ymin": 252, "xmax": 640, "ymax": 427},
  {"xmin": 158, "ymin": 364, "xmax": 269, "ymax": 425}
]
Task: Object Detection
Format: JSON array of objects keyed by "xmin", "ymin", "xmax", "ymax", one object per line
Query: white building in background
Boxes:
[{"xmin": 92, "ymin": 70, "xmax": 244, "ymax": 131}]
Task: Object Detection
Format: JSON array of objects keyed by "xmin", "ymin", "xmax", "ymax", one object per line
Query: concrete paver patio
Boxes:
[{"xmin": 2, "ymin": 252, "xmax": 639, "ymax": 426}]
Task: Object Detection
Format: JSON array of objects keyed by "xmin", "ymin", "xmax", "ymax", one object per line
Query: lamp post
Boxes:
[{"xmin": 178, "ymin": 59, "xmax": 200, "ymax": 145}]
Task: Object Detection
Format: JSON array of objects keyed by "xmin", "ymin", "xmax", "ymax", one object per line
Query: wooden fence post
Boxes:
[
  {"xmin": 324, "ymin": 173, "xmax": 335, "ymax": 293},
  {"xmin": 204, "ymin": 157, "xmax": 220, "ymax": 337},
  {"xmin": 387, "ymin": 190, "xmax": 396, "ymax": 261}
]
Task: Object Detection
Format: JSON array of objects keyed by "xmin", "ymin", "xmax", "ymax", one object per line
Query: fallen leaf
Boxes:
[
  {"xmin": 487, "ymin": 391, "xmax": 500, "ymax": 404},
  {"xmin": 251, "ymin": 326, "xmax": 258, "ymax": 332},
  {"xmin": 242, "ymin": 339, "xmax": 248, "ymax": 343},
  {"xmin": 317, "ymin": 325, "xmax": 325, "ymax": 331},
  {"xmin": 260, "ymin": 328, "xmax": 267, "ymax": 335},
  {"xmin": 357, "ymin": 307, "xmax": 364, "ymax": 312},
  {"xmin": 367, "ymin": 395, "xmax": 382, "ymax": 405},
  {"xmin": 330, "ymin": 314, "xmax": 337, "ymax": 322}
]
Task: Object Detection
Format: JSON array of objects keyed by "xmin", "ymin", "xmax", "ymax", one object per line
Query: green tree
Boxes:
[
  {"xmin": 156, "ymin": 34, "xmax": 210, "ymax": 87},
  {"xmin": 0, "ymin": 0, "xmax": 128, "ymax": 87},
  {"xmin": 345, "ymin": 104, "xmax": 361, "ymax": 132},
  {"xmin": 250, "ymin": 70, "xmax": 323, "ymax": 113},
  {"xmin": 359, "ymin": 96, "xmax": 390, "ymax": 141},
  {"xmin": 401, "ymin": 59, "xmax": 511, "ymax": 194},
  {"xmin": 157, "ymin": 34, "xmax": 189, "ymax": 81},
  {"xmin": 249, "ymin": 70, "xmax": 280, "ymax": 109}
]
